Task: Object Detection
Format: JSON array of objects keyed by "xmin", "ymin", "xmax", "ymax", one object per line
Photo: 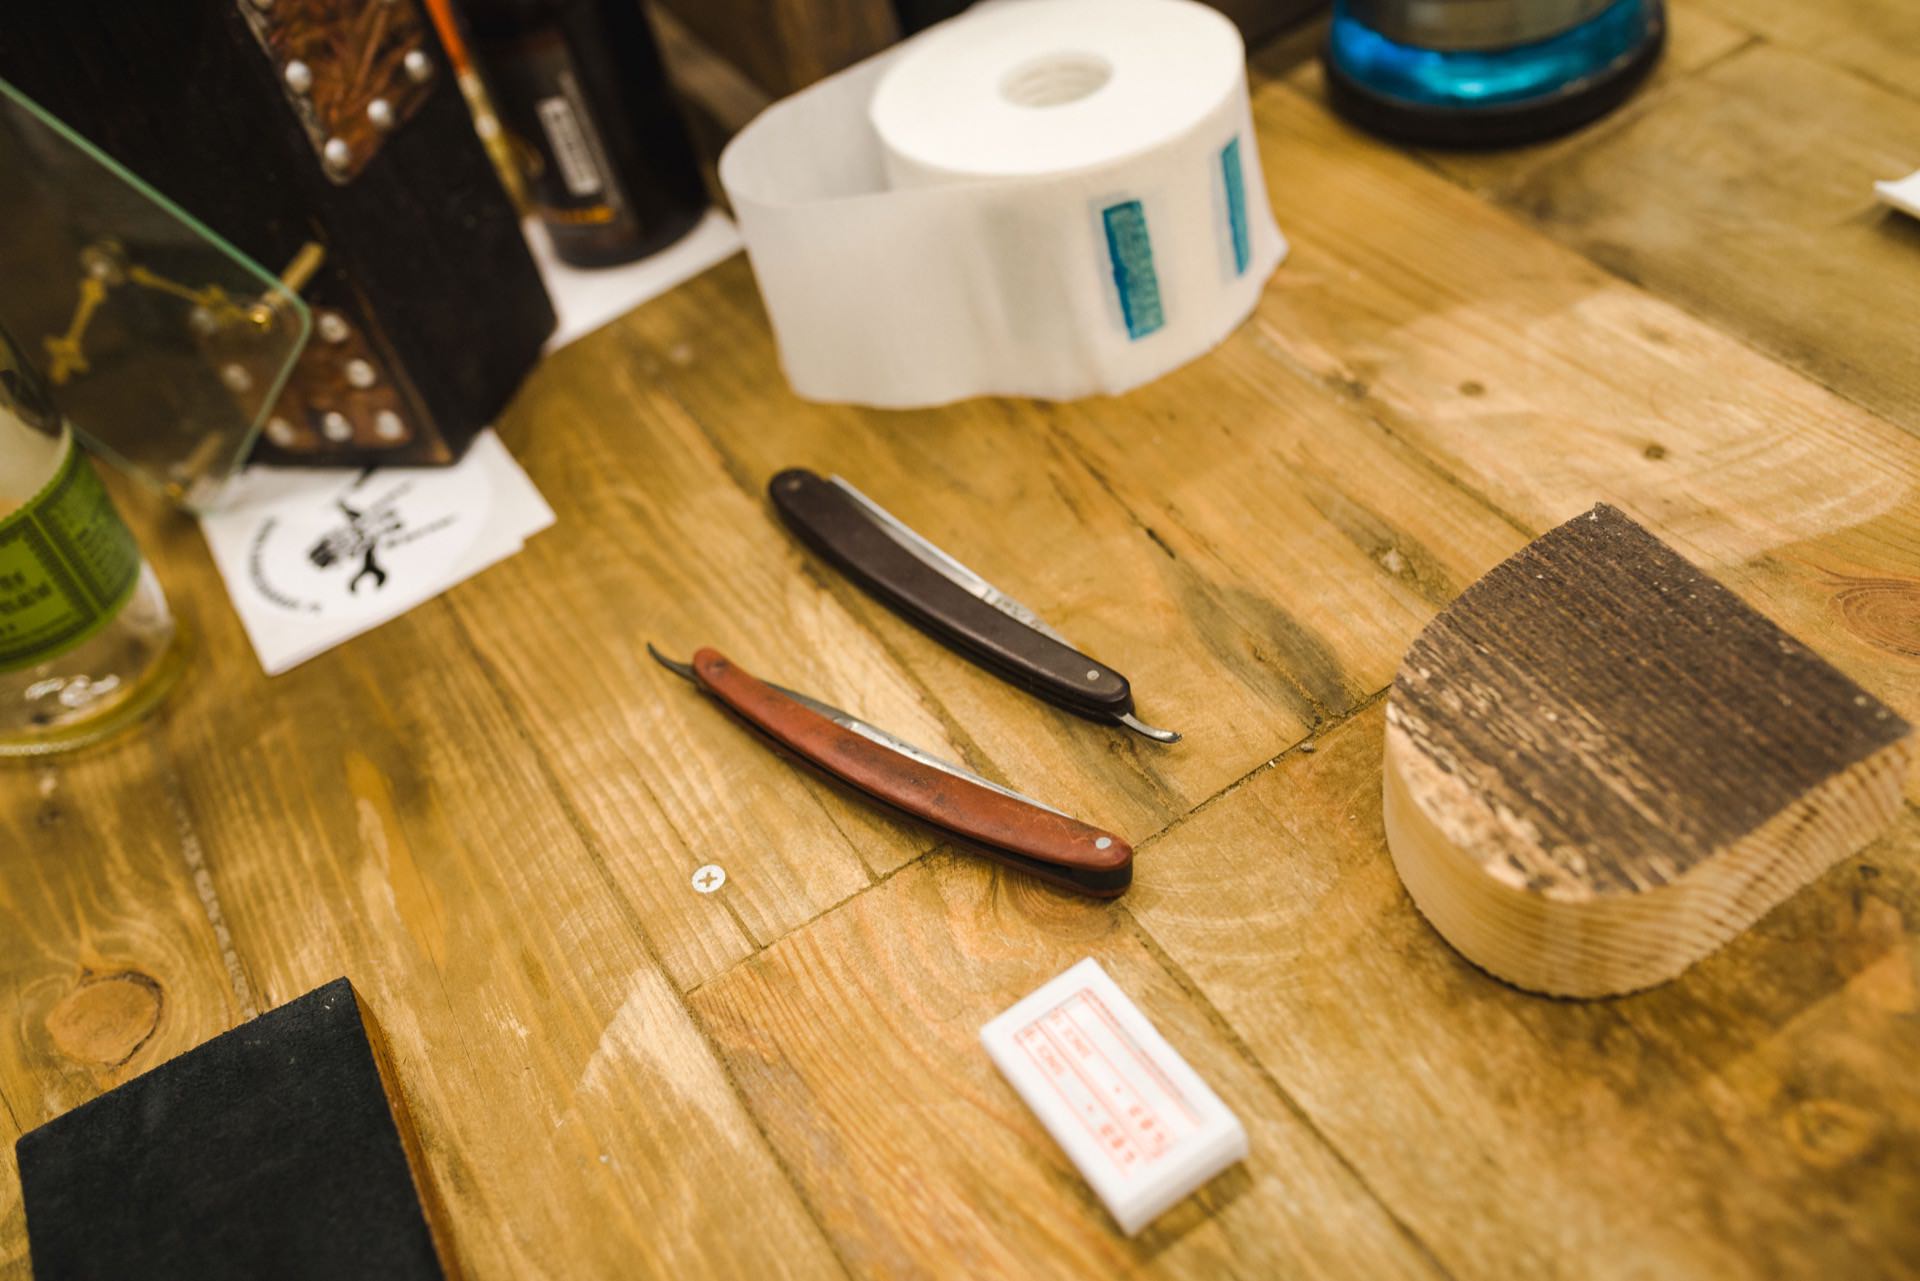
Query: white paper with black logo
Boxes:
[
  {"xmin": 719, "ymin": 0, "xmax": 1286, "ymax": 408},
  {"xmin": 198, "ymin": 431, "xmax": 554, "ymax": 675}
]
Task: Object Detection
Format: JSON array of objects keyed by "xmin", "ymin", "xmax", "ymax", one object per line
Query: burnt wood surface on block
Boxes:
[
  {"xmin": 16, "ymin": 978, "xmax": 450, "ymax": 1281},
  {"xmin": 1384, "ymin": 503, "xmax": 1916, "ymax": 996},
  {"xmin": 0, "ymin": 0, "xmax": 552, "ymax": 469}
]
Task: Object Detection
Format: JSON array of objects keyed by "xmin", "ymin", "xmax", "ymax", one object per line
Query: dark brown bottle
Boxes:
[{"xmin": 461, "ymin": 0, "xmax": 706, "ymax": 267}]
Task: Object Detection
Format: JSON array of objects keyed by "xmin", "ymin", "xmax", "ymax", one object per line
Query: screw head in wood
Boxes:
[
  {"xmin": 321, "ymin": 411, "xmax": 353, "ymax": 442},
  {"xmin": 374, "ymin": 410, "xmax": 406, "ymax": 442},
  {"xmin": 345, "ymin": 359, "xmax": 377, "ymax": 389},
  {"xmin": 322, "ymin": 137, "xmax": 352, "ymax": 175},
  {"xmin": 366, "ymin": 97, "xmax": 394, "ymax": 131},
  {"xmin": 266, "ymin": 417, "xmax": 297, "ymax": 447},
  {"xmin": 316, "ymin": 311, "xmax": 350, "ymax": 344},
  {"xmin": 284, "ymin": 60, "xmax": 313, "ymax": 93},
  {"xmin": 220, "ymin": 364, "xmax": 254, "ymax": 394},
  {"xmin": 403, "ymin": 49, "xmax": 433, "ymax": 83}
]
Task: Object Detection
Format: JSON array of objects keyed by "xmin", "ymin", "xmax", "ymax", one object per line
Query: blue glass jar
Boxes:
[{"xmin": 1323, "ymin": 0, "xmax": 1666, "ymax": 146}]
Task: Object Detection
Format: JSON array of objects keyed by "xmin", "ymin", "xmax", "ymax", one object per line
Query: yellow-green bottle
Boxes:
[{"xmin": 0, "ymin": 323, "xmax": 185, "ymax": 757}]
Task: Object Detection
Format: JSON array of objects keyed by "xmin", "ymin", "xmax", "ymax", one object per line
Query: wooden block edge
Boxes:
[{"xmin": 1381, "ymin": 713, "xmax": 1917, "ymax": 997}]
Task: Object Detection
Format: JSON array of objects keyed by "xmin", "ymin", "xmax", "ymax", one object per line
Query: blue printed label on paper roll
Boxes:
[
  {"xmin": 1102, "ymin": 200, "xmax": 1165, "ymax": 341},
  {"xmin": 1222, "ymin": 137, "xmax": 1251, "ymax": 276}
]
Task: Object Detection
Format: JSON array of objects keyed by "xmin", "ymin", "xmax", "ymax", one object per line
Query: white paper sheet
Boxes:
[
  {"xmin": 199, "ymin": 430, "xmax": 553, "ymax": 675},
  {"xmin": 528, "ymin": 208, "xmax": 744, "ymax": 351}
]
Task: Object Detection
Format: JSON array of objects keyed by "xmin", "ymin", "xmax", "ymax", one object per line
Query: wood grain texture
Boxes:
[
  {"xmin": 605, "ymin": 260, "xmax": 1523, "ymax": 843},
  {"xmin": 652, "ymin": 0, "xmax": 899, "ymax": 96},
  {"xmin": 1482, "ymin": 44, "xmax": 1920, "ymax": 440},
  {"xmin": 1405, "ymin": 4, "xmax": 1754, "ymax": 197},
  {"xmin": 35, "ymin": 492, "xmax": 846, "ymax": 1281},
  {"xmin": 1244, "ymin": 62, "xmax": 1920, "ymax": 767},
  {"xmin": 6, "ymin": 3, "xmax": 1920, "ymax": 1273},
  {"xmin": 1386, "ymin": 503, "xmax": 1914, "ymax": 994},
  {"xmin": 1132, "ymin": 705, "xmax": 1920, "ymax": 1279},
  {"xmin": 0, "ymin": 688, "xmax": 255, "ymax": 1281},
  {"xmin": 443, "ymin": 338, "xmax": 952, "ymax": 991},
  {"xmin": 1692, "ymin": 0, "xmax": 1920, "ymax": 102},
  {"xmin": 691, "ymin": 854, "xmax": 1446, "ymax": 1279}
]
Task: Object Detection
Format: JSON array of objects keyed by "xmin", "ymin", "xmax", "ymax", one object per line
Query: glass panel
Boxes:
[{"xmin": 0, "ymin": 78, "xmax": 310, "ymax": 511}]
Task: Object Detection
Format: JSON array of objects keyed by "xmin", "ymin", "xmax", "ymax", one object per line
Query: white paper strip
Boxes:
[{"xmin": 720, "ymin": 0, "xmax": 1287, "ymax": 408}]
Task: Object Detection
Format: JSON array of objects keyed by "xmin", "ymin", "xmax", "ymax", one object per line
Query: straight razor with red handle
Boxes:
[{"xmin": 649, "ymin": 644, "xmax": 1134, "ymax": 898}]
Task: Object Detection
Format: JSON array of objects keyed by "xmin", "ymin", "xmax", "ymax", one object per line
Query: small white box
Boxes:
[{"xmin": 980, "ymin": 957, "xmax": 1248, "ymax": 1235}]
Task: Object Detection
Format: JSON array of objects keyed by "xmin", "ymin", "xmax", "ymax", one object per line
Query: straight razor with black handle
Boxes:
[{"xmin": 768, "ymin": 468, "xmax": 1179, "ymax": 744}]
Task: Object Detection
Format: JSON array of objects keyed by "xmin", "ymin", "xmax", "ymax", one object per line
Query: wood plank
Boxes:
[
  {"xmin": 608, "ymin": 260, "xmax": 1523, "ymax": 841},
  {"xmin": 0, "ymin": 593, "xmax": 256, "ymax": 1271},
  {"xmin": 690, "ymin": 851, "xmax": 1448, "ymax": 1278},
  {"xmin": 1235, "ymin": 69, "xmax": 1920, "ymax": 759},
  {"xmin": 1433, "ymin": 43, "xmax": 1920, "ymax": 438},
  {"xmin": 1130, "ymin": 703, "xmax": 1920, "ymax": 1278},
  {"xmin": 0, "ymin": 1102, "xmax": 21, "ymax": 1278},
  {"xmin": 653, "ymin": 0, "xmax": 898, "ymax": 96},
  {"xmin": 100, "ymin": 510, "xmax": 847, "ymax": 1281},
  {"xmin": 1691, "ymin": 0, "xmax": 1920, "ymax": 102},
  {"xmin": 1401, "ymin": 3, "xmax": 1753, "ymax": 196},
  {"xmin": 443, "ymin": 335, "xmax": 954, "ymax": 992}
]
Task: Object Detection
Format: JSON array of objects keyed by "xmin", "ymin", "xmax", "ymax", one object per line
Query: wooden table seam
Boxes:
[
  {"xmin": 439, "ymin": 595, "xmax": 755, "ymax": 968},
  {"xmin": 646, "ymin": 373, "xmax": 1155, "ymax": 827},
  {"xmin": 1114, "ymin": 906, "xmax": 1461, "ymax": 1281},
  {"xmin": 682, "ymin": 685, "xmax": 1390, "ymax": 1007},
  {"xmin": 676, "ymin": 1000, "xmax": 863, "ymax": 1281}
]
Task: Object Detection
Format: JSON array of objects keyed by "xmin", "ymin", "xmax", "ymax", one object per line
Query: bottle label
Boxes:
[
  {"xmin": 0, "ymin": 440, "xmax": 141, "ymax": 672},
  {"xmin": 535, "ymin": 83, "xmax": 605, "ymax": 198},
  {"xmin": 496, "ymin": 31, "xmax": 630, "ymax": 228}
]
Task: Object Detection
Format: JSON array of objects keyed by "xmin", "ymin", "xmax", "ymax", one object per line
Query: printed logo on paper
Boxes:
[{"xmin": 240, "ymin": 466, "xmax": 488, "ymax": 621}]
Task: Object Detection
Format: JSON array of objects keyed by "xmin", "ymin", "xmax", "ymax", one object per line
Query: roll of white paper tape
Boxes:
[{"xmin": 718, "ymin": 0, "xmax": 1287, "ymax": 408}]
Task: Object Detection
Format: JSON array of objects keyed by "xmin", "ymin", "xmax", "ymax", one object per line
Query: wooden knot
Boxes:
[
  {"xmin": 1830, "ymin": 575, "xmax": 1920, "ymax": 660},
  {"xmin": 46, "ymin": 971, "xmax": 163, "ymax": 1068},
  {"xmin": 1782, "ymin": 1098, "xmax": 1880, "ymax": 1170}
]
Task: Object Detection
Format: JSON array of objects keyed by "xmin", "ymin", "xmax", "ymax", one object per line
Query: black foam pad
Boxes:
[{"xmin": 16, "ymin": 977, "xmax": 446, "ymax": 1280}]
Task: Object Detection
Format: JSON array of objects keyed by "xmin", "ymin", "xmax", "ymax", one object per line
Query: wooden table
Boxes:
[{"xmin": 7, "ymin": 2, "xmax": 1920, "ymax": 1275}]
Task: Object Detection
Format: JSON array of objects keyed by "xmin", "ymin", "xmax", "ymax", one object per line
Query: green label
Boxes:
[{"xmin": 0, "ymin": 440, "xmax": 141, "ymax": 672}]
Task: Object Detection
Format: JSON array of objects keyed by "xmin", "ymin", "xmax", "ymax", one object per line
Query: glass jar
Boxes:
[{"xmin": 0, "ymin": 322, "xmax": 185, "ymax": 757}]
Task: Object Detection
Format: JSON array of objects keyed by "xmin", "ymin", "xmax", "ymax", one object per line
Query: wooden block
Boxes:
[
  {"xmin": 1384, "ymin": 504, "xmax": 1915, "ymax": 997},
  {"xmin": 16, "ymin": 978, "xmax": 454, "ymax": 1280}
]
